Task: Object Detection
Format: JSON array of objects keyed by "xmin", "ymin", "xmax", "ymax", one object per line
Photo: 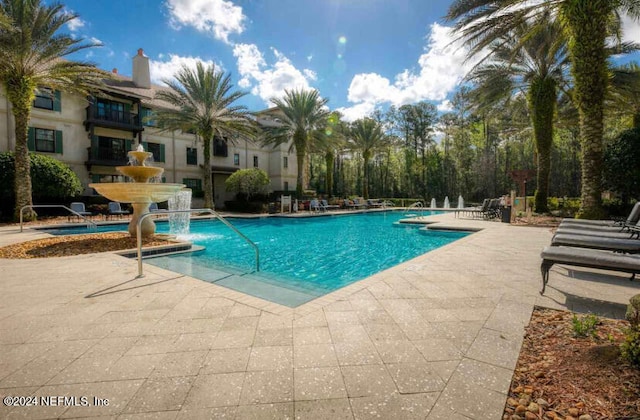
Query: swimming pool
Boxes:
[{"xmin": 44, "ymin": 212, "xmax": 470, "ymax": 306}]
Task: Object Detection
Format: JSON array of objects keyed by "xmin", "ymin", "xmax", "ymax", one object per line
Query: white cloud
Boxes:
[
  {"xmin": 89, "ymin": 37, "xmax": 102, "ymax": 45},
  {"xmin": 149, "ymin": 54, "xmax": 219, "ymax": 84},
  {"xmin": 622, "ymin": 14, "xmax": 640, "ymax": 44},
  {"xmin": 437, "ymin": 99, "xmax": 453, "ymax": 112},
  {"xmin": 233, "ymin": 43, "xmax": 316, "ymax": 104},
  {"xmin": 165, "ymin": 0, "xmax": 246, "ymax": 44},
  {"xmin": 66, "ymin": 17, "xmax": 85, "ymax": 32},
  {"xmin": 339, "ymin": 23, "xmax": 478, "ymax": 121}
]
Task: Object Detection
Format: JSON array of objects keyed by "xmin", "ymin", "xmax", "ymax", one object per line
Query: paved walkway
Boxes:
[{"xmin": 0, "ymin": 213, "xmax": 638, "ymax": 419}]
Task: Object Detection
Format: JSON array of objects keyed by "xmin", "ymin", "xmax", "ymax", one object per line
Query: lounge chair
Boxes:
[
  {"xmin": 559, "ymin": 202, "xmax": 640, "ymax": 229},
  {"xmin": 367, "ymin": 199, "xmax": 385, "ymax": 208},
  {"xmin": 551, "ymin": 233, "xmax": 640, "ymax": 253},
  {"xmin": 455, "ymin": 198, "xmax": 496, "ymax": 219},
  {"xmin": 321, "ymin": 199, "xmax": 340, "ymax": 211},
  {"xmin": 68, "ymin": 202, "xmax": 92, "ymax": 221},
  {"xmin": 108, "ymin": 202, "xmax": 130, "ymax": 219},
  {"xmin": 540, "ymin": 246, "xmax": 640, "ymax": 294},
  {"xmin": 309, "ymin": 199, "xmax": 325, "ymax": 212}
]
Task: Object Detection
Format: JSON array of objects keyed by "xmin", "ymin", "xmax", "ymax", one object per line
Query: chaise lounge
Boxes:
[{"xmin": 540, "ymin": 246, "xmax": 640, "ymax": 294}]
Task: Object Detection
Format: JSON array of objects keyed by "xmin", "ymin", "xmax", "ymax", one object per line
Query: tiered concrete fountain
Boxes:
[{"xmin": 90, "ymin": 146, "xmax": 185, "ymax": 238}]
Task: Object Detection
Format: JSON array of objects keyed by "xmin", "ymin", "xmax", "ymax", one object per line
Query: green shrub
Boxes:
[
  {"xmin": 621, "ymin": 294, "xmax": 640, "ymax": 366},
  {"xmin": 0, "ymin": 152, "xmax": 82, "ymax": 219},
  {"xmin": 571, "ymin": 313, "xmax": 599, "ymax": 338},
  {"xmin": 225, "ymin": 168, "xmax": 270, "ymax": 201},
  {"xmin": 547, "ymin": 197, "xmax": 560, "ymax": 211}
]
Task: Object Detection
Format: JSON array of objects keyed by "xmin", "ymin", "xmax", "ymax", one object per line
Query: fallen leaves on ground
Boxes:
[
  {"xmin": 0, "ymin": 232, "xmax": 170, "ymax": 259},
  {"xmin": 504, "ymin": 307, "xmax": 640, "ymax": 420}
]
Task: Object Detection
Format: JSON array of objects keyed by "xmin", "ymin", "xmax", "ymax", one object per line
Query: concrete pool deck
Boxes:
[{"xmin": 0, "ymin": 212, "xmax": 638, "ymax": 419}]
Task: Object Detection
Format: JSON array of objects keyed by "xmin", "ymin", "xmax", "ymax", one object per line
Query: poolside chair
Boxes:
[
  {"xmin": 321, "ymin": 199, "xmax": 340, "ymax": 211},
  {"xmin": 68, "ymin": 202, "xmax": 92, "ymax": 221},
  {"xmin": 455, "ymin": 198, "xmax": 491, "ymax": 219},
  {"xmin": 367, "ymin": 199, "xmax": 385, "ymax": 208},
  {"xmin": 559, "ymin": 202, "xmax": 640, "ymax": 229},
  {"xmin": 551, "ymin": 233, "xmax": 640, "ymax": 253},
  {"xmin": 108, "ymin": 202, "xmax": 129, "ymax": 219},
  {"xmin": 309, "ymin": 199, "xmax": 325, "ymax": 212},
  {"xmin": 540, "ymin": 246, "xmax": 640, "ymax": 294}
]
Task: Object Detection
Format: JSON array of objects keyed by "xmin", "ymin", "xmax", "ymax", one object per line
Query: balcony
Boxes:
[
  {"xmin": 85, "ymin": 146, "xmax": 128, "ymax": 168},
  {"xmin": 84, "ymin": 105, "xmax": 143, "ymax": 132}
]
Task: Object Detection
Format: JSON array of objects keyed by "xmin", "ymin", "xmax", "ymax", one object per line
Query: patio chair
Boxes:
[
  {"xmin": 367, "ymin": 199, "xmax": 385, "ymax": 208},
  {"xmin": 551, "ymin": 233, "xmax": 640, "ymax": 253},
  {"xmin": 309, "ymin": 199, "xmax": 326, "ymax": 212},
  {"xmin": 321, "ymin": 199, "xmax": 340, "ymax": 211},
  {"xmin": 540, "ymin": 246, "xmax": 640, "ymax": 294},
  {"xmin": 455, "ymin": 198, "xmax": 491, "ymax": 219},
  {"xmin": 108, "ymin": 202, "xmax": 130, "ymax": 219},
  {"xmin": 559, "ymin": 201, "xmax": 640, "ymax": 229},
  {"xmin": 68, "ymin": 202, "xmax": 92, "ymax": 221}
]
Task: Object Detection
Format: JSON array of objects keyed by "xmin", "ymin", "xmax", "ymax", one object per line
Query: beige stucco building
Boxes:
[{"xmin": 0, "ymin": 49, "xmax": 297, "ymax": 209}]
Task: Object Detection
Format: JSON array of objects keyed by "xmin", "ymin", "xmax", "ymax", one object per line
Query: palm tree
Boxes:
[
  {"xmin": 466, "ymin": 16, "xmax": 569, "ymax": 213},
  {"xmin": 447, "ymin": 0, "xmax": 640, "ymax": 219},
  {"xmin": 0, "ymin": 0, "xmax": 110, "ymax": 220},
  {"xmin": 154, "ymin": 62, "xmax": 255, "ymax": 209},
  {"xmin": 348, "ymin": 118, "xmax": 387, "ymax": 199},
  {"xmin": 263, "ymin": 89, "xmax": 330, "ymax": 197},
  {"xmin": 311, "ymin": 111, "xmax": 346, "ymax": 197}
]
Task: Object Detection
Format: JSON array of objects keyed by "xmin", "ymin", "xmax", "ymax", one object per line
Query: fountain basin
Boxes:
[
  {"xmin": 90, "ymin": 183, "xmax": 185, "ymax": 237},
  {"xmin": 116, "ymin": 166, "xmax": 164, "ymax": 183},
  {"xmin": 90, "ymin": 183, "xmax": 185, "ymax": 204}
]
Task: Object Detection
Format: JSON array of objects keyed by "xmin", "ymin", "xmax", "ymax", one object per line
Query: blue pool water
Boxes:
[{"xmin": 44, "ymin": 212, "xmax": 469, "ymax": 306}]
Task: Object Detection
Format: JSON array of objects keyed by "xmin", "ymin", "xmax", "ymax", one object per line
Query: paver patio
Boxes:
[{"xmin": 0, "ymin": 212, "xmax": 638, "ymax": 419}]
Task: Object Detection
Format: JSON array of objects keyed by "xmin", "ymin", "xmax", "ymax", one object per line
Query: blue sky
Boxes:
[{"xmin": 61, "ymin": 0, "xmax": 640, "ymax": 121}]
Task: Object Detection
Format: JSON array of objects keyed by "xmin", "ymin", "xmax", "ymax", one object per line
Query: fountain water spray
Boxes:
[
  {"xmin": 443, "ymin": 196, "xmax": 450, "ymax": 209},
  {"xmin": 430, "ymin": 198, "xmax": 436, "ymax": 209},
  {"xmin": 457, "ymin": 195, "xmax": 464, "ymax": 209},
  {"xmin": 168, "ymin": 189, "xmax": 192, "ymax": 235}
]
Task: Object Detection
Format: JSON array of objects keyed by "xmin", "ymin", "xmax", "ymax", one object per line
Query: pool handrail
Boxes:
[
  {"xmin": 136, "ymin": 208, "xmax": 260, "ymax": 278},
  {"xmin": 20, "ymin": 204, "xmax": 97, "ymax": 232}
]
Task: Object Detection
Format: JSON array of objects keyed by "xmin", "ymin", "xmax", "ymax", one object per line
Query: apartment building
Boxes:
[{"xmin": 0, "ymin": 49, "xmax": 297, "ymax": 209}]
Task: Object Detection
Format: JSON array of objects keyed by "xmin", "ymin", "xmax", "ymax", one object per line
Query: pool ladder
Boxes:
[
  {"xmin": 136, "ymin": 208, "xmax": 259, "ymax": 278},
  {"xmin": 20, "ymin": 205, "xmax": 98, "ymax": 232},
  {"xmin": 403, "ymin": 201, "xmax": 424, "ymax": 217}
]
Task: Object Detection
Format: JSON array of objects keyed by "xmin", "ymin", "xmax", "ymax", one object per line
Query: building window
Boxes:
[
  {"xmin": 182, "ymin": 178, "xmax": 203, "ymax": 194},
  {"xmin": 145, "ymin": 142, "xmax": 164, "ymax": 162},
  {"xmin": 140, "ymin": 107, "xmax": 157, "ymax": 127},
  {"xmin": 284, "ymin": 182, "xmax": 289, "ymax": 192},
  {"xmin": 35, "ymin": 128, "xmax": 55, "ymax": 153},
  {"xmin": 96, "ymin": 98, "xmax": 125, "ymax": 121},
  {"xmin": 95, "ymin": 136, "xmax": 127, "ymax": 161},
  {"xmin": 233, "ymin": 153, "xmax": 240, "ymax": 166},
  {"xmin": 187, "ymin": 147, "xmax": 198, "ymax": 165},
  {"xmin": 253, "ymin": 156, "xmax": 259, "ymax": 167},
  {"xmin": 33, "ymin": 88, "xmax": 54, "ymax": 110},
  {"xmin": 213, "ymin": 136, "xmax": 228, "ymax": 157},
  {"xmin": 283, "ymin": 156, "xmax": 288, "ymax": 168}
]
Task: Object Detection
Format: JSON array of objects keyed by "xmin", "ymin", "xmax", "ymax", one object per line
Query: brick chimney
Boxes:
[
  {"xmin": 112, "ymin": 68, "xmax": 118, "ymax": 74},
  {"xmin": 132, "ymin": 48, "xmax": 150, "ymax": 89}
]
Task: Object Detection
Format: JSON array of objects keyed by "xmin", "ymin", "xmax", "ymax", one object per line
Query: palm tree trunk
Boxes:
[
  {"xmin": 325, "ymin": 150, "xmax": 334, "ymax": 197},
  {"xmin": 8, "ymin": 81, "xmax": 36, "ymax": 221},
  {"xmin": 563, "ymin": 0, "xmax": 610, "ymax": 219},
  {"xmin": 363, "ymin": 152, "xmax": 370, "ymax": 199},
  {"xmin": 202, "ymin": 135, "xmax": 214, "ymax": 209},
  {"xmin": 296, "ymin": 150, "xmax": 305, "ymax": 197},
  {"xmin": 529, "ymin": 76, "xmax": 556, "ymax": 214}
]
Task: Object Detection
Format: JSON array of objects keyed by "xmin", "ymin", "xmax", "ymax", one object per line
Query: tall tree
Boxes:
[
  {"xmin": 154, "ymin": 62, "xmax": 255, "ymax": 209},
  {"xmin": 348, "ymin": 118, "xmax": 387, "ymax": 199},
  {"xmin": 0, "ymin": 0, "xmax": 110, "ymax": 220},
  {"xmin": 466, "ymin": 16, "xmax": 569, "ymax": 213},
  {"xmin": 262, "ymin": 89, "xmax": 329, "ymax": 197},
  {"xmin": 447, "ymin": 0, "xmax": 640, "ymax": 218},
  {"xmin": 312, "ymin": 111, "xmax": 346, "ymax": 197}
]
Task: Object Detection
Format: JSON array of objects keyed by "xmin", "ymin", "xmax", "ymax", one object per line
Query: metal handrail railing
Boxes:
[
  {"xmin": 20, "ymin": 205, "xmax": 98, "ymax": 232},
  {"xmin": 136, "ymin": 208, "xmax": 260, "ymax": 278},
  {"xmin": 403, "ymin": 201, "xmax": 423, "ymax": 213}
]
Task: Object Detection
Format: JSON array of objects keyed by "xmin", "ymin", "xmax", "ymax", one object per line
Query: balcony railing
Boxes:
[
  {"xmin": 85, "ymin": 105, "xmax": 143, "ymax": 131},
  {"xmin": 86, "ymin": 146, "xmax": 128, "ymax": 166}
]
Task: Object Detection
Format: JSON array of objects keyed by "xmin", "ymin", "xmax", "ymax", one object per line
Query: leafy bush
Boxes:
[
  {"xmin": 571, "ymin": 313, "xmax": 599, "ymax": 338},
  {"xmin": 225, "ymin": 168, "xmax": 270, "ymax": 201},
  {"xmin": 621, "ymin": 294, "xmax": 640, "ymax": 366},
  {"xmin": 0, "ymin": 152, "xmax": 83, "ymax": 219},
  {"xmin": 604, "ymin": 128, "xmax": 640, "ymax": 205}
]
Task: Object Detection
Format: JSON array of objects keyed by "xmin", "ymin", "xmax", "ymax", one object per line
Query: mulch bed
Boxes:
[
  {"xmin": 0, "ymin": 232, "xmax": 171, "ymax": 259},
  {"xmin": 504, "ymin": 307, "xmax": 640, "ymax": 420}
]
